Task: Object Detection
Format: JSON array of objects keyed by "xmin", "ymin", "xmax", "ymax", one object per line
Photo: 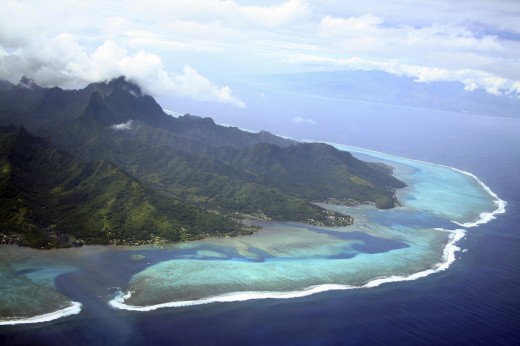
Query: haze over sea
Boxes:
[{"xmin": 1, "ymin": 86, "xmax": 519, "ymax": 344}]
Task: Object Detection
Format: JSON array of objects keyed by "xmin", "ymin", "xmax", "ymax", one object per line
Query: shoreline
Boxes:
[
  {"xmin": 108, "ymin": 145, "xmax": 506, "ymax": 312},
  {"xmin": 326, "ymin": 142, "xmax": 507, "ymax": 224},
  {"xmin": 0, "ymin": 302, "xmax": 82, "ymax": 326},
  {"xmin": 2, "ymin": 144, "xmax": 506, "ymax": 323}
]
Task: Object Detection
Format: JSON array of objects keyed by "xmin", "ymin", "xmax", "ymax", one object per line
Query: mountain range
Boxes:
[
  {"xmin": 251, "ymin": 70, "xmax": 520, "ymax": 118},
  {"xmin": 0, "ymin": 77, "xmax": 405, "ymax": 248}
]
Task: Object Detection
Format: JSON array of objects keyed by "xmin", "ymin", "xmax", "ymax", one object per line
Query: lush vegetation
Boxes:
[
  {"xmin": 0, "ymin": 127, "xmax": 238, "ymax": 248},
  {"xmin": 0, "ymin": 77, "xmax": 406, "ymax": 248}
]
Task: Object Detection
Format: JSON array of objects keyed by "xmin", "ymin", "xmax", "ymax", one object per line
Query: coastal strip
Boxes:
[
  {"xmin": 324, "ymin": 141, "xmax": 507, "ymax": 227},
  {"xmin": 0, "ymin": 302, "xmax": 82, "ymax": 326},
  {"xmin": 109, "ymin": 144, "xmax": 503, "ymax": 312},
  {"xmin": 109, "ymin": 228, "xmax": 465, "ymax": 312}
]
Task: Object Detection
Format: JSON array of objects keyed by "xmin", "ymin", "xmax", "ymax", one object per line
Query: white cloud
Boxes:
[
  {"xmin": 0, "ymin": 0, "xmax": 519, "ymax": 98},
  {"xmin": 284, "ymin": 54, "xmax": 520, "ymax": 96},
  {"xmin": 313, "ymin": 0, "xmax": 520, "ymax": 34},
  {"xmin": 168, "ymin": 66, "xmax": 246, "ymax": 108},
  {"xmin": 111, "ymin": 120, "xmax": 135, "ymax": 131},
  {"xmin": 126, "ymin": 0, "xmax": 309, "ymax": 29},
  {"xmin": 0, "ymin": 35, "xmax": 246, "ymax": 107},
  {"xmin": 314, "ymin": 14, "xmax": 515, "ymax": 66},
  {"xmin": 292, "ymin": 116, "xmax": 316, "ymax": 124},
  {"xmin": 163, "ymin": 109, "xmax": 184, "ymax": 117},
  {"xmin": 319, "ymin": 13, "xmax": 383, "ymax": 35}
]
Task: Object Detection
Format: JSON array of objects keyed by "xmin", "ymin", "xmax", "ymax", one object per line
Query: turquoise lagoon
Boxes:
[
  {"xmin": 0, "ymin": 146, "xmax": 505, "ymax": 323},
  {"xmin": 111, "ymin": 145, "xmax": 505, "ymax": 310}
]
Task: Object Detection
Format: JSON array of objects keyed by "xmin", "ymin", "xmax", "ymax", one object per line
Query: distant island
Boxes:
[{"xmin": 0, "ymin": 77, "xmax": 405, "ymax": 249}]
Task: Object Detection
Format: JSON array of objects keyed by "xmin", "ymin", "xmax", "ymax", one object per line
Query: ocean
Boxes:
[{"xmin": 1, "ymin": 94, "xmax": 519, "ymax": 345}]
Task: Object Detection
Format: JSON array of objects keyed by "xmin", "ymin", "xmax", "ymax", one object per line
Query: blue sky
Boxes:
[{"xmin": 1, "ymin": 0, "xmax": 519, "ymax": 108}]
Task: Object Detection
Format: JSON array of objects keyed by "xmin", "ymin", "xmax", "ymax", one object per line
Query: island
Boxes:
[
  {"xmin": 1, "ymin": 77, "xmax": 504, "ymax": 326},
  {"xmin": 0, "ymin": 77, "xmax": 405, "ymax": 249}
]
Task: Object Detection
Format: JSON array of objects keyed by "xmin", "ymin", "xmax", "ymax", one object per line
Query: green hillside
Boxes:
[
  {"xmin": 0, "ymin": 126, "xmax": 238, "ymax": 248},
  {"xmin": 0, "ymin": 77, "xmax": 406, "ymax": 248}
]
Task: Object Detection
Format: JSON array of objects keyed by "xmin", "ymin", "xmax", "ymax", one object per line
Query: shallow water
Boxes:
[
  {"xmin": 109, "ymin": 145, "xmax": 501, "ymax": 310},
  {"xmin": 0, "ymin": 145, "xmax": 502, "ymax": 324},
  {"xmin": 1, "ymin": 91, "xmax": 518, "ymax": 344}
]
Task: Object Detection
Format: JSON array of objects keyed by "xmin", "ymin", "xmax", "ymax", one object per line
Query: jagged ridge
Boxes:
[{"xmin": 0, "ymin": 77, "xmax": 406, "ymax": 248}]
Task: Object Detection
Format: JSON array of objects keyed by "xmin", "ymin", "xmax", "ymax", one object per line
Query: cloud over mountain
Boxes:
[
  {"xmin": 0, "ymin": 24, "xmax": 246, "ymax": 107},
  {"xmin": 0, "ymin": 0, "xmax": 518, "ymax": 98}
]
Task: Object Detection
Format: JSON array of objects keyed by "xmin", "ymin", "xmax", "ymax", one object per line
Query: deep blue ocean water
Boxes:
[{"xmin": 1, "ymin": 94, "xmax": 519, "ymax": 345}]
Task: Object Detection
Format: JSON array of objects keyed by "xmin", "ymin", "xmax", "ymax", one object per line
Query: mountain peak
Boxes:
[
  {"xmin": 17, "ymin": 76, "xmax": 40, "ymax": 90},
  {"xmin": 107, "ymin": 76, "xmax": 144, "ymax": 97},
  {"xmin": 80, "ymin": 79, "xmax": 171, "ymax": 129},
  {"xmin": 83, "ymin": 76, "xmax": 144, "ymax": 99}
]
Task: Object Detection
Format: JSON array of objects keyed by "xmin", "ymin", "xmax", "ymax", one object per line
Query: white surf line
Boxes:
[
  {"xmin": 448, "ymin": 167, "xmax": 507, "ymax": 228},
  {"xmin": 109, "ymin": 142, "xmax": 499, "ymax": 312},
  {"xmin": 365, "ymin": 228, "xmax": 465, "ymax": 286},
  {"xmin": 0, "ymin": 302, "xmax": 82, "ymax": 326},
  {"xmin": 309, "ymin": 140, "xmax": 507, "ymax": 227},
  {"xmin": 109, "ymin": 228, "xmax": 465, "ymax": 312}
]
